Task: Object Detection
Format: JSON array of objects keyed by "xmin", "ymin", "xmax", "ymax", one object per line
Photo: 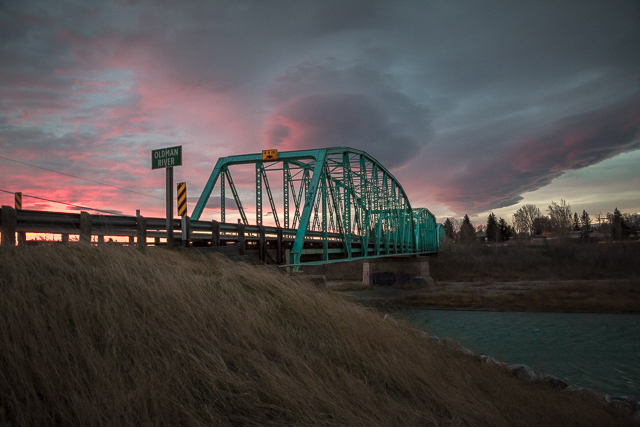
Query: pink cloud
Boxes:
[{"xmin": 431, "ymin": 94, "xmax": 640, "ymax": 214}]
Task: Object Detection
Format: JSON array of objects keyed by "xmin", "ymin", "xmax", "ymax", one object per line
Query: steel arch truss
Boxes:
[{"xmin": 192, "ymin": 147, "xmax": 439, "ymax": 266}]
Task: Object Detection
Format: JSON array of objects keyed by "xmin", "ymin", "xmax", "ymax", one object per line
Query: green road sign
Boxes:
[{"xmin": 152, "ymin": 146, "xmax": 182, "ymax": 169}]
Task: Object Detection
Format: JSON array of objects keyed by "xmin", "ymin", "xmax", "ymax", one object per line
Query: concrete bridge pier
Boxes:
[
  {"xmin": 300, "ymin": 255, "xmax": 434, "ymax": 286},
  {"xmin": 363, "ymin": 256, "xmax": 434, "ymax": 286}
]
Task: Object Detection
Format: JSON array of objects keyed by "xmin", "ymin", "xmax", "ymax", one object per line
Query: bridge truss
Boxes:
[{"xmin": 192, "ymin": 147, "xmax": 439, "ymax": 266}]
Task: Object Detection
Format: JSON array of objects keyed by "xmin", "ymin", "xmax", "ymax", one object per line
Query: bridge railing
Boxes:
[
  {"xmin": 1, "ymin": 205, "xmax": 438, "ymax": 265},
  {"xmin": 0, "ymin": 206, "xmax": 346, "ymax": 264}
]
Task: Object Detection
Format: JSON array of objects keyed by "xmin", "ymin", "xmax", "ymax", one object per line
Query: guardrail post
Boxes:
[
  {"xmin": 61, "ymin": 234, "xmax": 69, "ymax": 244},
  {"xmin": 17, "ymin": 232, "xmax": 26, "ymax": 246},
  {"xmin": 211, "ymin": 220, "xmax": 220, "ymax": 246},
  {"xmin": 97, "ymin": 235, "xmax": 105, "ymax": 245},
  {"xmin": 80, "ymin": 211, "xmax": 92, "ymax": 244},
  {"xmin": 276, "ymin": 227, "xmax": 283, "ymax": 264},
  {"xmin": 136, "ymin": 214, "xmax": 147, "ymax": 248},
  {"xmin": 1, "ymin": 205, "xmax": 16, "ymax": 246},
  {"xmin": 259, "ymin": 226, "xmax": 266, "ymax": 262},
  {"xmin": 237, "ymin": 222, "xmax": 245, "ymax": 255},
  {"xmin": 181, "ymin": 215, "xmax": 190, "ymax": 248},
  {"xmin": 285, "ymin": 249, "xmax": 291, "ymax": 272}
]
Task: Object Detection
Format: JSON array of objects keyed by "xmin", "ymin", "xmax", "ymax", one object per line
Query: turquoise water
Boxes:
[{"xmin": 402, "ymin": 310, "xmax": 640, "ymax": 400}]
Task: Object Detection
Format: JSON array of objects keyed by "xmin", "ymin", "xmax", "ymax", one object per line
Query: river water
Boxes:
[{"xmin": 401, "ymin": 310, "xmax": 640, "ymax": 400}]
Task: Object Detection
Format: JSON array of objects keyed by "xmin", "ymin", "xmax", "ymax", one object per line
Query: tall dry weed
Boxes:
[
  {"xmin": 432, "ymin": 241, "xmax": 640, "ymax": 281},
  {"xmin": 0, "ymin": 245, "xmax": 631, "ymax": 426}
]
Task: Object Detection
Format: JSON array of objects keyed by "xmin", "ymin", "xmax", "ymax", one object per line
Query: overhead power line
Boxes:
[
  {"xmin": 0, "ymin": 189, "xmax": 121, "ymax": 215},
  {"xmin": 0, "ymin": 155, "xmax": 163, "ymax": 200}
]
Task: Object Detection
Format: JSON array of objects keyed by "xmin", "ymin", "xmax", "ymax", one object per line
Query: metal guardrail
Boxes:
[
  {"xmin": 0, "ymin": 205, "xmax": 432, "ymax": 266},
  {"xmin": 0, "ymin": 206, "xmax": 344, "ymax": 264}
]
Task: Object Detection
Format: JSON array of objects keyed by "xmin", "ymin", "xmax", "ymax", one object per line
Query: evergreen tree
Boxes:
[
  {"xmin": 580, "ymin": 210, "xmax": 591, "ymax": 228},
  {"xmin": 498, "ymin": 218, "xmax": 512, "ymax": 241},
  {"xmin": 443, "ymin": 218, "xmax": 455, "ymax": 240},
  {"xmin": 486, "ymin": 213, "xmax": 498, "ymax": 242},
  {"xmin": 581, "ymin": 210, "xmax": 591, "ymax": 238},
  {"xmin": 573, "ymin": 212, "xmax": 580, "ymax": 231},
  {"xmin": 459, "ymin": 214, "xmax": 476, "ymax": 243},
  {"xmin": 610, "ymin": 208, "xmax": 625, "ymax": 240}
]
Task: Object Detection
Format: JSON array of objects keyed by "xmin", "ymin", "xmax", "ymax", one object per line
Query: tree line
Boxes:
[{"xmin": 443, "ymin": 200, "xmax": 640, "ymax": 243}]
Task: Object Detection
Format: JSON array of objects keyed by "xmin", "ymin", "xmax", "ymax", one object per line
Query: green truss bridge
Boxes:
[{"xmin": 192, "ymin": 147, "xmax": 440, "ymax": 267}]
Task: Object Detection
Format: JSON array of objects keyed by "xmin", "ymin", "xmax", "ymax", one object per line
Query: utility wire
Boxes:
[
  {"xmin": 0, "ymin": 189, "xmax": 121, "ymax": 215},
  {"xmin": 0, "ymin": 155, "xmax": 163, "ymax": 200}
]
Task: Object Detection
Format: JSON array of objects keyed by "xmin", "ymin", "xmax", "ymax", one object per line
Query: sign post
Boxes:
[{"xmin": 152, "ymin": 146, "xmax": 182, "ymax": 247}]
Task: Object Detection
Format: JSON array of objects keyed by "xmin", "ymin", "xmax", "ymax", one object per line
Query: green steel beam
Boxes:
[
  {"xmin": 192, "ymin": 146, "xmax": 438, "ymax": 267},
  {"xmin": 288, "ymin": 150, "xmax": 327, "ymax": 266},
  {"xmin": 261, "ymin": 166, "xmax": 280, "ymax": 228},
  {"xmin": 220, "ymin": 170, "xmax": 225, "ymax": 224},
  {"xmin": 225, "ymin": 168, "xmax": 247, "ymax": 225},
  {"xmin": 256, "ymin": 162, "xmax": 262, "ymax": 226}
]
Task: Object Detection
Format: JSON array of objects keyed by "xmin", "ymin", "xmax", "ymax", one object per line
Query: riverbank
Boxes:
[
  {"xmin": 335, "ymin": 240, "xmax": 640, "ymax": 313},
  {"xmin": 333, "ymin": 279, "xmax": 640, "ymax": 313},
  {"xmin": 1, "ymin": 245, "xmax": 635, "ymax": 426},
  {"xmin": 430, "ymin": 240, "xmax": 640, "ymax": 283}
]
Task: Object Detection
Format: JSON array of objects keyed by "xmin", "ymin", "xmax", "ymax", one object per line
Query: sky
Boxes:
[{"xmin": 1, "ymin": 0, "xmax": 639, "ymax": 225}]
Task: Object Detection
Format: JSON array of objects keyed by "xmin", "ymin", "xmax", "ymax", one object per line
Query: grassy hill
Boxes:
[{"xmin": 0, "ymin": 245, "xmax": 632, "ymax": 426}]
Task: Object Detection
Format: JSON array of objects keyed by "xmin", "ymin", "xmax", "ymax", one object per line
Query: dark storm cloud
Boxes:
[
  {"xmin": 434, "ymin": 94, "xmax": 640, "ymax": 214},
  {"xmin": 1, "ymin": 0, "xmax": 639, "ymax": 216},
  {"xmin": 265, "ymin": 93, "xmax": 425, "ymax": 168},
  {"xmin": 264, "ymin": 63, "xmax": 432, "ymax": 167}
]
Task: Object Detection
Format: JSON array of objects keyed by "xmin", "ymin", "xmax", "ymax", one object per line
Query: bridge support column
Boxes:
[
  {"xmin": 363, "ymin": 256, "xmax": 433, "ymax": 286},
  {"xmin": 299, "ymin": 256, "xmax": 434, "ymax": 286}
]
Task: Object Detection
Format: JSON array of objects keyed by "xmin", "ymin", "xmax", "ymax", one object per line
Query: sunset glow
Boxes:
[{"xmin": 1, "ymin": 1, "xmax": 639, "ymax": 223}]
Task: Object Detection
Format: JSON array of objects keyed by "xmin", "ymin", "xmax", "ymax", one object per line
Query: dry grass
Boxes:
[
  {"xmin": 431, "ymin": 241, "xmax": 640, "ymax": 282},
  {"xmin": 0, "ymin": 245, "xmax": 634, "ymax": 426},
  {"xmin": 326, "ymin": 281, "xmax": 373, "ymax": 292},
  {"xmin": 397, "ymin": 279, "xmax": 640, "ymax": 312}
]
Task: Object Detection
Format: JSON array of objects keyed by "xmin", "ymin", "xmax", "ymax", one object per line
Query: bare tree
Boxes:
[
  {"xmin": 623, "ymin": 213, "xmax": 640, "ymax": 233},
  {"xmin": 512, "ymin": 204, "xmax": 541, "ymax": 237},
  {"xmin": 450, "ymin": 217, "xmax": 462, "ymax": 238},
  {"xmin": 548, "ymin": 200, "xmax": 572, "ymax": 236}
]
